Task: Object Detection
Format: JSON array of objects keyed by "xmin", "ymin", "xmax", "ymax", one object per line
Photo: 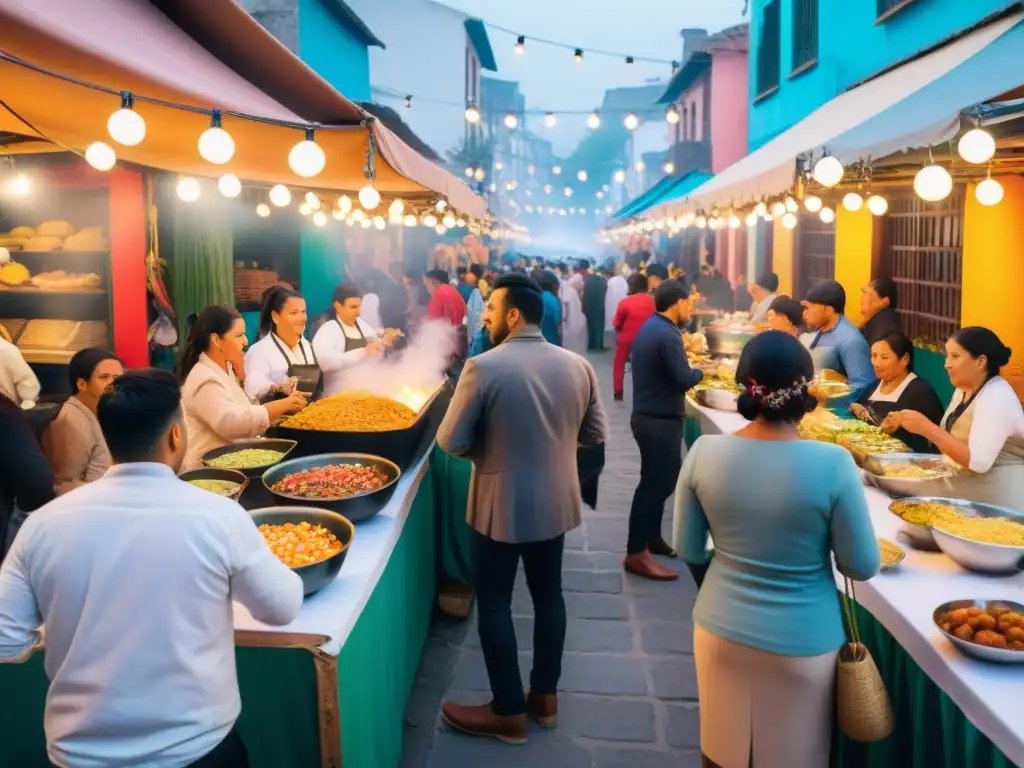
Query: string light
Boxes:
[
  {"xmin": 474, "ymin": 168, "xmax": 485, "ymax": 181},
  {"xmin": 404, "ymin": 95, "xmax": 412, "ymax": 109},
  {"xmin": 784, "ymin": 196, "xmax": 799, "ymax": 213},
  {"xmin": 299, "ymin": 203, "xmax": 312, "ymax": 216},
  {"xmin": 624, "ymin": 113, "xmax": 640, "ymax": 131},
  {"xmin": 359, "ymin": 184, "xmax": 381, "ymax": 210},
  {"xmin": 85, "ymin": 142, "xmax": 116, "ymax": 171},
  {"xmin": 819, "ymin": 207, "xmax": 836, "ymax": 224},
  {"xmin": 914, "ymin": 163, "xmax": 952, "ymax": 202},
  {"xmin": 198, "ymin": 110, "xmax": 235, "ymax": 164},
  {"xmin": 515, "ymin": 35, "xmax": 526, "ymax": 55},
  {"xmin": 544, "ymin": 184, "xmax": 553, "ymax": 194},
  {"xmin": 435, "ymin": 224, "xmax": 448, "ymax": 235},
  {"xmin": 528, "ymin": 164, "xmax": 536, "ymax": 175},
  {"xmin": 338, "ymin": 194, "xmax": 353, "ymax": 214},
  {"xmin": 634, "ymin": 161, "xmax": 645, "ymax": 172},
  {"xmin": 288, "ymin": 127, "xmax": 326, "ymax": 178},
  {"xmin": 754, "ymin": 201, "xmax": 767, "ymax": 216},
  {"xmin": 504, "ymin": 113, "xmax": 519, "ymax": 130},
  {"xmin": 495, "ymin": 161, "xmax": 504, "ymax": 171},
  {"xmin": 771, "ymin": 201, "xmax": 786, "ymax": 217},
  {"xmin": 423, "ymin": 214, "xmax": 437, "ymax": 227},
  {"xmin": 218, "ymin": 174, "xmax": 241, "ymax": 198},
  {"xmin": 842, "ymin": 192, "xmax": 864, "ymax": 212},
  {"xmin": 389, "ymin": 199, "xmax": 405, "ymax": 217},
  {"xmin": 176, "ymin": 176, "xmax": 201, "ymax": 203},
  {"xmin": 614, "ymin": 170, "xmax": 625, "ymax": 183},
  {"xmin": 333, "ymin": 209, "xmax": 345, "ymax": 220},
  {"xmin": 305, "ymin": 192, "xmax": 321, "ymax": 209},
  {"xmin": 404, "ymin": 214, "xmax": 418, "ymax": 227},
  {"xmin": 465, "ymin": 104, "xmax": 482, "ymax": 124},
  {"xmin": 663, "ymin": 162, "xmax": 675, "ymax": 174},
  {"xmin": 587, "ymin": 112, "xmax": 601, "ymax": 130},
  {"xmin": 696, "ymin": 215, "xmax": 707, "ymax": 229},
  {"xmin": 564, "ymin": 186, "xmax": 573, "ymax": 197},
  {"xmin": 867, "ymin": 194, "xmax": 888, "ymax": 216},
  {"xmin": 372, "ymin": 215, "xmax": 385, "ymax": 230},
  {"xmin": 813, "ymin": 155, "xmax": 844, "ymax": 187},
  {"xmin": 436, "ymin": 199, "xmax": 449, "ymax": 212},
  {"xmin": 745, "ymin": 212, "xmax": 758, "ymax": 227},
  {"xmin": 665, "ymin": 105, "xmax": 680, "ymax": 125},
  {"xmin": 107, "ymin": 92, "xmax": 146, "ymax": 147},
  {"xmin": 574, "ymin": 48, "xmax": 584, "ymax": 64},
  {"xmin": 553, "ymin": 166, "xmax": 562, "ymax": 175},
  {"xmin": 957, "ymin": 128, "xmax": 995, "ymax": 165},
  {"xmin": 728, "ymin": 214, "xmax": 741, "ymax": 229},
  {"xmin": 781, "ymin": 212, "xmax": 797, "ymax": 229},
  {"xmin": 804, "ymin": 195, "xmax": 822, "ymax": 213},
  {"xmin": 256, "ymin": 203, "xmax": 271, "ymax": 218},
  {"xmin": 625, "ymin": 56, "xmax": 635, "ymax": 65},
  {"xmin": 545, "ymin": 112, "xmax": 557, "ymax": 129},
  {"xmin": 7, "ymin": 174, "xmax": 29, "ymax": 196},
  {"xmin": 314, "ymin": 211, "xmax": 328, "ymax": 227},
  {"xmin": 269, "ymin": 184, "xmax": 291, "ymax": 207},
  {"xmin": 975, "ymin": 175, "xmax": 1004, "ymax": 206},
  {"xmin": 577, "ymin": 170, "xmax": 588, "ymax": 182},
  {"xmin": 352, "ymin": 209, "xmax": 366, "ymax": 222}
]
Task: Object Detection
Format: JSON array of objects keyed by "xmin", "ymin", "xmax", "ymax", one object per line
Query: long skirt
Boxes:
[{"xmin": 693, "ymin": 624, "xmax": 837, "ymax": 768}]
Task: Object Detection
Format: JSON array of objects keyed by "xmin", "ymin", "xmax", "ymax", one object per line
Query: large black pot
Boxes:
[
  {"xmin": 178, "ymin": 467, "xmax": 249, "ymax": 502},
  {"xmin": 261, "ymin": 452, "xmax": 402, "ymax": 523},
  {"xmin": 249, "ymin": 506, "xmax": 355, "ymax": 596}
]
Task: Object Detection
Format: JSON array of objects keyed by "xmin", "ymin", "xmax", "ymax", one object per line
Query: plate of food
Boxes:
[
  {"xmin": 933, "ymin": 599, "xmax": 1024, "ymax": 663},
  {"xmin": 202, "ymin": 438, "xmax": 298, "ymax": 478},
  {"xmin": 179, "ymin": 467, "xmax": 248, "ymax": 501},
  {"xmin": 878, "ymin": 538, "xmax": 906, "ymax": 571},
  {"xmin": 249, "ymin": 506, "xmax": 355, "ymax": 595}
]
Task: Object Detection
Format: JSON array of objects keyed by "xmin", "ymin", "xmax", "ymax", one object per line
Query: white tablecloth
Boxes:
[{"xmin": 678, "ymin": 399, "xmax": 1024, "ymax": 767}]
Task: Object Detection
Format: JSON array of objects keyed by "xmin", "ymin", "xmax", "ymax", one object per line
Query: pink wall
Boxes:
[
  {"xmin": 678, "ymin": 80, "xmax": 705, "ymax": 143},
  {"xmin": 709, "ymin": 51, "xmax": 748, "ymax": 174}
]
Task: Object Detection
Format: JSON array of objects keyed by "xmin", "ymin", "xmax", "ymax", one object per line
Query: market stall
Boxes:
[{"xmin": 680, "ymin": 398, "xmax": 1024, "ymax": 768}]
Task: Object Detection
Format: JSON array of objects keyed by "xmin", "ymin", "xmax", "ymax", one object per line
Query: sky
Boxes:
[{"xmin": 437, "ymin": 0, "xmax": 747, "ymax": 155}]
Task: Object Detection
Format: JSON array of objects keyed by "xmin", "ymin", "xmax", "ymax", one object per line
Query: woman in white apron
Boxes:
[
  {"xmin": 244, "ymin": 286, "xmax": 323, "ymax": 401},
  {"xmin": 888, "ymin": 327, "xmax": 1024, "ymax": 511}
]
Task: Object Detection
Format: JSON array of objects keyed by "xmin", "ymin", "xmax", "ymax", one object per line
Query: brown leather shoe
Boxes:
[
  {"xmin": 441, "ymin": 701, "xmax": 528, "ymax": 745},
  {"xmin": 526, "ymin": 691, "xmax": 558, "ymax": 728},
  {"xmin": 624, "ymin": 551, "xmax": 679, "ymax": 581}
]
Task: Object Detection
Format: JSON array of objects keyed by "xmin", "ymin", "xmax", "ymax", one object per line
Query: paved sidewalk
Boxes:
[{"xmin": 401, "ymin": 346, "xmax": 702, "ymax": 768}]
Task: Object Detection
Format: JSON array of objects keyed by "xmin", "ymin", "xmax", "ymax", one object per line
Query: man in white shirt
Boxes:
[
  {"xmin": 0, "ymin": 334, "xmax": 41, "ymax": 407},
  {"xmin": 313, "ymin": 282, "xmax": 400, "ymax": 396},
  {"xmin": 0, "ymin": 370, "xmax": 303, "ymax": 768}
]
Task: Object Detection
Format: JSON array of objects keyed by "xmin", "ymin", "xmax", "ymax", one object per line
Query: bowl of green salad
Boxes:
[{"xmin": 202, "ymin": 438, "xmax": 298, "ymax": 478}]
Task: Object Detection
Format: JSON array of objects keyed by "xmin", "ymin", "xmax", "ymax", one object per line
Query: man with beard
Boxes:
[
  {"xmin": 624, "ymin": 280, "xmax": 703, "ymax": 581},
  {"xmin": 437, "ymin": 273, "xmax": 607, "ymax": 745}
]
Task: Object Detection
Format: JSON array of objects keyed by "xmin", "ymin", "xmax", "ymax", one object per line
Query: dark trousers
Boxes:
[
  {"xmin": 627, "ymin": 414, "xmax": 684, "ymax": 554},
  {"xmin": 189, "ymin": 728, "xmax": 249, "ymax": 767},
  {"xmin": 473, "ymin": 531, "xmax": 566, "ymax": 716},
  {"xmin": 586, "ymin": 311, "xmax": 606, "ymax": 350}
]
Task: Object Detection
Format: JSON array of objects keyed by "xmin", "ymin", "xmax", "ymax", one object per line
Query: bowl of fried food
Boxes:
[
  {"xmin": 179, "ymin": 467, "xmax": 248, "ymax": 501},
  {"xmin": 249, "ymin": 506, "xmax": 355, "ymax": 595},
  {"xmin": 933, "ymin": 600, "xmax": 1024, "ymax": 663},
  {"xmin": 931, "ymin": 511, "xmax": 1024, "ymax": 575}
]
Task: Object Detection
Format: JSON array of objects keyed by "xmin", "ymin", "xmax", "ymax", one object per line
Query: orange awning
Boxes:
[{"xmin": 0, "ymin": 0, "xmax": 486, "ymax": 218}]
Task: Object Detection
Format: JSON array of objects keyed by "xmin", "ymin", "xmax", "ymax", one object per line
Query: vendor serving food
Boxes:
[
  {"xmin": 180, "ymin": 306, "xmax": 305, "ymax": 470},
  {"xmin": 244, "ymin": 286, "xmax": 322, "ymax": 401},
  {"xmin": 800, "ymin": 281, "xmax": 874, "ymax": 401},
  {"xmin": 312, "ymin": 282, "xmax": 401, "ymax": 397},
  {"xmin": 885, "ymin": 327, "xmax": 1024, "ymax": 510}
]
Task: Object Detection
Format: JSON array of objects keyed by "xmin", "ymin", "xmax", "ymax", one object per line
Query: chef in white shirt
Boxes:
[
  {"xmin": 0, "ymin": 332, "xmax": 40, "ymax": 408},
  {"xmin": 312, "ymin": 282, "xmax": 401, "ymax": 396},
  {"xmin": 244, "ymin": 285, "xmax": 321, "ymax": 401},
  {"xmin": 0, "ymin": 369, "xmax": 303, "ymax": 767}
]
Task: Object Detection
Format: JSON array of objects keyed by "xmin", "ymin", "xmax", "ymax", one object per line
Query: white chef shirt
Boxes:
[
  {"xmin": 0, "ymin": 463, "xmax": 303, "ymax": 768},
  {"xmin": 243, "ymin": 333, "xmax": 316, "ymax": 400},
  {"xmin": 312, "ymin": 317, "xmax": 379, "ymax": 397},
  {"xmin": 0, "ymin": 336, "xmax": 40, "ymax": 406},
  {"xmin": 941, "ymin": 376, "xmax": 1024, "ymax": 473}
]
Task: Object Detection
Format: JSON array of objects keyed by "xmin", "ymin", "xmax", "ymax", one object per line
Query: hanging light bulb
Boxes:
[
  {"xmin": 333, "ymin": 209, "xmax": 345, "ymax": 220},
  {"xmin": 569, "ymin": 207, "xmax": 576, "ymax": 215},
  {"xmin": 299, "ymin": 203, "xmax": 312, "ymax": 216},
  {"xmin": 494, "ymin": 161, "xmax": 504, "ymax": 172},
  {"xmin": 596, "ymin": 191, "xmax": 605, "ymax": 199},
  {"xmin": 634, "ymin": 161, "xmax": 645, "ymax": 172},
  {"xmin": 442, "ymin": 213, "xmax": 456, "ymax": 228},
  {"xmin": 975, "ymin": 177, "xmax": 1004, "ymax": 206},
  {"xmin": 587, "ymin": 111, "xmax": 601, "ymax": 130},
  {"xmin": 957, "ymin": 128, "xmax": 996, "ymax": 165},
  {"xmin": 288, "ymin": 127, "xmax": 326, "ymax": 178},
  {"xmin": 85, "ymin": 142, "xmax": 117, "ymax": 171},
  {"xmin": 435, "ymin": 224, "xmax": 448, "ymax": 235},
  {"xmin": 372, "ymin": 215, "xmax": 386, "ymax": 230},
  {"xmin": 820, "ymin": 207, "xmax": 836, "ymax": 224},
  {"xmin": 781, "ymin": 212, "xmax": 798, "ymax": 230},
  {"xmin": 564, "ymin": 186, "xmax": 573, "ymax": 197},
  {"xmin": 914, "ymin": 164, "xmax": 953, "ymax": 202},
  {"xmin": 436, "ymin": 199, "xmax": 449, "ymax": 212},
  {"xmin": 198, "ymin": 110, "xmax": 234, "ymax": 164},
  {"xmin": 404, "ymin": 214, "xmax": 418, "ymax": 227},
  {"xmin": 552, "ymin": 166, "xmax": 562, "ymax": 176},
  {"xmin": 218, "ymin": 174, "xmax": 241, "ymax": 198},
  {"xmin": 389, "ymin": 199, "xmax": 405, "ymax": 217},
  {"xmin": 665, "ymin": 105, "xmax": 680, "ymax": 125},
  {"xmin": 503, "ymin": 113, "xmax": 519, "ymax": 130},
  {"xmin": 7, "ymin": 174, "xmax": 29, "ymax": 196},
  {"xmin": 763, "ymin": 213, "xmax": 774, "ymax": 222},
  {"xmin": 423, "ymin": 214, "xmax": 437, "ymax": 227},
  {"xmin": 269, "ymin": 185, "xmax": 291, "ymax": 207},
  {"xmin": 728, "ymin": 214, "xmax": 741, "ymax": 229},
  {"xmin": 107, "ymin": 92, "xmax": 146, "ymax": 147},
  {"xmin": 695, "ymin": 215, "xmax": 707, "ymax": 229},
  {"xmin": 256, "ymin": 203, "xmax": 271, "ymax": 218},
  {"xmin": 708, "ymin": 217, "xmax": 720, "ymax": 230},
  {"xmin": 812, "ymin": 155, "xmax": 844, "ymax": 187},
  {"xmin": 544, "ymin": 112, "xmax": 557, "ymax": 129},
  {"xmin": 337, "ymin": 194, "xmax": 353, "ymax": 214},
  {"xmin": 358, "ymin": 183, "xmax": 381, "ymax": 210},
  {"xmin": 663, "ymin": 162, "xmax": 675, "ymax": 174},
  {"xmin": 352, "ymin": 209, "xmax": 366, "ymax": 222},
  {"xmin": 754, "ymin": 201, "xmax": 767, "ymax": 217},
  {"xmin": 784, "ymin": 196, "xmax": 799, "ymax": 213},
  {"xmin": 474, "ymin": 168, "xmax": 485, "ymax": 181},
  {"xmin": 465, "ymin": 104, "xmax": 482, "ymax": 124},
  {"xmin": 866, "ymin": 194, "xmax": 888, "ymax": 216},
  {"xmin": 528, "ymin": 164, "xmax": 536, "ymax": 176},
  {"xmin": 544, "ymin": 184, "xmax": 553, "ymax": 194},
  {"xmin": 624, "ymin": 113, "xmax": 640, "ymax": 131},
  {"xmin": 771, "ymin": 201, "xmax": 786, "ymax": 217},
  {"xmin": 361, "ymin": 218, "xmax": 372, "ymax": 229},
  {"xmin": 515, "ymin": 35, "xmax": 526, "ymax": 55},
  {"xmin": 573, "ymin": 48, "xmax": 584, "ymax": 64},
  {"xmin": 745, "ymin": 212, "xmax": 758, "ymax": 227},
  {"xmin": 456, "ymin": 218, "xmax": 466, "ymax": 228},
  {"xmin": 803, "ymin": 195, "xmax": 822, "ymax": 213},
  {"xmin": 464, "ymin": 167, "xmax": 474, "ymax": 178},
  {"xmin": 176, "ymin": 176, "xmax": 201, "ymax": 203},
  {"xmin": 842, "ymin": 192, "xmax": 864, "ymax": 212},
  {"xmin": 577, "ymin": 170, "xmax": 588, "ymax": 182},
  {"xmin": 313, "ymin": 211, "xmax": 328, "ymax": 227},
  {"xmin": 305, "ymin": 191, "xmax": 321, "ymax": 210}
]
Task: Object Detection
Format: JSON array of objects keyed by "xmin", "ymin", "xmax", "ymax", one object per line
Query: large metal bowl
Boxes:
[
  {"xmin": 202, "ymin": 438, "xmax": 298, "ymax": 478},
  {"xmin": 694, "ymin": 388, "xmax": 738, "ymax": 412},
  {"xmin": 888, "ymin": 496, "xmax": 1016, "ymax": 551},
  {"xmin": 178, "ymin": 468, "xmax": 248, "ymax": 501},
  {"xmin": 705, "ymin": 325, "xmax": 757, "ymax": 356},
  {"xmin": 933, "ymin": 599, "xmax": 1024, "ymax": 664},
  {"xmin": 261, "ymin": 452, "xmax": 401, "ymax": 523},
  {"xmin": 932, "ymin": 526, "xmax": 1024, "ymax": 575},
  {"xmin": 249, "ymin": 506, "xmax": 355, "ymax": 596},
  {"xmin": 863, "ymin": 453, "xmax": 957, "ymax": 498}
]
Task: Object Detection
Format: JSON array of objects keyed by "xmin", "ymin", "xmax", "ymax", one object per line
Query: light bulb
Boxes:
[
  {"xmin": 358, "ymin": 184, "xmax": 381, "ymax": 210},
  {"xmin": 781, "ymin": 212, "xmax": 798, "ymax": 230},
  {"xmin": 553, "ymin": 166, "xmax": 562, "ymax": 175},
  {"xmin": 389, "ymin": 199, "xmax": 405, "ymax": 217},
  {"xmin": 494, "ymin": 161, "xmax": 504, "ymax": 172},
  {"xmin": 515, "ymin": 36, "xmax": 525, "ymax": 55},
  {"xmin": 545, "ymin": 112, "xmax": 557, "ymax": 129},
  {"xmin": 624, "ymin": 113, "xmax": 640, "ymax": 131},
  {"xmin": 85, "ymin": 142, "xmax": 116, "ymax": 171},
  {"xmin": 436, "ymin": 199, "xmax": 448, "ymax": 212},
  {"xmin": 866, "ymin": 195, "xmax": 888, "ymax": 216},
  {"xmin": 423, "ymin": 214, "xmax": 437, "ymax": 227},
  {"xmin": 820, "ymin": 207, "xmax": 836, "ymax": 224},
  {"xmin": 338, "ymin": 194, "xmax": 353, "ymax": 214},
  {"xmin": 914, "ymin": 164, "xmax": 952, "ymax": 202},
  {"xmin": 107, "ymin": 97, "xmax": 146, "ymax": 146},
  {"xmin": 728, "ymin": 214, "xmax": 741, "ymax": 229},
  {"xmin": 665, "ymin": 105, "xmax": 680, "ymax": 125},
  {"xmin": 361, "ymin": 218, "xmax": 372, "ymax": 229},
  {"xmin": 587, "ymin": 112, "xmax": 601, "ymax": 130},
  {"xmin": 745, "ymin": 212, "xmax": 758, "ymax": 227},
  {"xmin": 288, "ymin": 129, "xmax": 326, "ymax": 178},
  {"xmin": 299, "ymin": 203, "xmax": 312, "ymax": 216},
  {"xmin": 198, "ymin": 111, "xmax": 234, "ymax": 164},
  {"xmin": 754, "ymin": 201, "xmax": 767, "ymax": 216},
  {"xmin": 634, "ymin": 161, "xmax": 645, "ymax": 172},
  {"xmin": 957, "ymin": 128, "xmax": 995, "ymax": 165},
  {"xmin": 313, "ymin": 211, "xmax": 328, "ymax": 227},
  {"xmin": 443, "ymin": 213, "xmax": 456, "ymax": 228},
  {"xmin": 503, "ymin": 113, "xmax": 519, "ymax": 130},
  {"xmin": 543, "ymin": 184, "xmax": 552, "ymax": 194},
  {"xmin": 528, "ymin": 164, "xmax": 536, "ymax": 175},
  {"xmin": 456, "ymin": 218, "xmax": 466, "ymax": 228},
  {"xmin": 218, "ymin": 174, "xmax": 241, "ymax": 198},
  {"xmin": 696, "ymin": 215, "xmax": 707, "ymax": 229},
  {"xmin": 569, "ymin": 207, "xmax": 576, "ymax": 214},
  {"xmin": 813, "ymin": 155, "xmax": 844, "ymax": 187},
  {"xmin": 663, "ymin": 162, "xmax": 675, "ymax": 174},
  {"xmin": 269, "ymin": 184, "xmax": 291, "ymax": 207},
  {"xmin": 771, "ymin": 201, "xmax": 786, "ymax": 217},
  {"xmin": 332, "ymin": 209, "xmax": 345, "ymax": 220},
  {"xmin": 975, "ymin": 177, "xmax": 1004, "ymax": 206},
  {"xmin": 352, "ymin": 209, "xmax": 366, "ymax": 222},
  {"xmin": 577, "ymin": 170, "xmax": 588, "ymax": 182},
  {"xmin": 305, "ymin": 191, "xmax": 321, "ymax": 209},
  {"xmin": 7, "ymin": 174, "xmax": 30, "ymax": 196},
  {"xmin": 708, "ymin": 218, "xmax": 720, "ymax": 230},
  {"xmin": 564, "ymin": 187, "xmax": 573, "ymax": 197},
  {"xmin": 574, "ymin": 48, "xmax": 584, "ymax": 64},
  {"xmin": 596, "ymin": 191, "xmax": 605, "ymax": 199},
  {"xmin": 465, "ymin": 105, "xmax": 481, "ymax": 124},
  {"xmin": 842, "ymin": 192, "xmax": 864, "ymax": 212},
  {"xmin": 404, "ymin": 215, "xmax": 418, "ymax": 227},
  {"xmin": 435, "ymin": 224, "xmax": 448, "ymax": 235},
  {"xmin": 176, "ymin": 176, "xmax": 201, "ymax": 203},
  {"xmin": 763, "ymin": 214, "xmax": 774, "ymax": 222},
  {"xmin": 474, "ymin": 168, "xmax": 485, "ymax": 181},
  {"xmin": 804, "ymin": 195, "xmax": 822, "ymax": 213},
  {"xmin": 373, "ymin": 216, "xmax": 386, "ymax": 230},
  {"xmin": 785, "ymin": 196, "xmax": 799, "ymax": 213},
  {"xmin": 256, "ymin": 203, "xmax": 271, "ymax": 218},
  {"xmin": 464, "ymin": 167, "xmax": 474, "ymax": 178}
]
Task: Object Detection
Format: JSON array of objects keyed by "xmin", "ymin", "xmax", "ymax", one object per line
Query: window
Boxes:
[
  {"xmin": 795, "ymin": 212, "xmax": 835, "ymax": 300},
  {"xmin": 880, "ymin": 188, "xmax": 964, "ymax": 342},
  {"xmin": 756, "ymin": 0, "xmax": 781, "ymax": 98},
  {"xmin": 792, "ymin": 0, "xmax": 818, "ymax": 74},
  {"xmin": 682, "ymin": 105, "xmax": 688, "ymax": 140},
  {"xmin": 690, "ymin": 105, "xmax": 697, "ymax": 141},
  {"xmin": 876, "ymin": 0, "xmax": 920, "ymax": 23}
]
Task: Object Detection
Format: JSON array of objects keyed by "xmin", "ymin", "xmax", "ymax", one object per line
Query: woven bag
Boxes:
[{"xmin": 836, "ymin": 577, "xmax": 894, "ymax": 742}]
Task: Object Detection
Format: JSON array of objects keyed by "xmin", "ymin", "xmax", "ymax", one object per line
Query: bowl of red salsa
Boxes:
[{"xmin": 261, "ymin": 453, "xmax": 401, "ymax": 522}]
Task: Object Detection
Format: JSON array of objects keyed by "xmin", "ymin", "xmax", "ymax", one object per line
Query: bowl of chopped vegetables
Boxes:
[
  {"xmin": 261, "ymin": 452, "xmax": 401, "ymax": 522},
  {"xmin": 249, "ymin": 506, "xmax": 355, "ymax": 595},
  {"xmin": 180, "ymin": 468, "xmax": 248, "ymax": 501},
  {"xmin": 202, "ymin": 438, "xmax": 298, "ymax": 478}
]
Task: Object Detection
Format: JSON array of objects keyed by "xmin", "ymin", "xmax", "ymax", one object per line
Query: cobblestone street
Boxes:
[{"xmin": 401, "ymin": 344, "xmax": 702, "ymax": 768}]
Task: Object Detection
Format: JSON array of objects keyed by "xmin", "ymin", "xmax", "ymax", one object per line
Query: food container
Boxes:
[
  {"xmin": 249, "ymin": 506, "xmax": 355, "ymax": 596},
  {"xmin": 932, "ymin": 599, "xmax": 1024, "ymax": 664},
  {"xmin": 932, "ymin": 526, "xmax": 1024, "ymax": 575},
  {"xmin": 262, "ymin": 452, "xmax": 402, "ymax": 523},
  {"xmin": 704, "ymin": 324, "xmax": 757, "ymax": 357},
  {"xmin": 888, "ymin": 496, "xmax": 1022, "ymax": 552},
  {"xmin": 877, "ymin": 538, "xmax": 905, "ymax": 571},
  {"xmin": 694, "ymin": 388, "xmax": 738, "ymax": 412},
  {"xmin": 178, "ymin": 468, "xmax": 248, "ymax": 501},
  {"xmin": 201, "ymin": 438, "xmax": 298, "ymax": 478},
  {"xmin": 862, "ymin": 453, "xmax": 956, "ymax": 498}
]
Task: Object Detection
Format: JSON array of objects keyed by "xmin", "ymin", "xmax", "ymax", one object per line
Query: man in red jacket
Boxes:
[
  {"xmin": 425, "ymin": 269, "xmax": 467, "ymax": 328},
  {"xmin": 611, "ymin": 272, "xmax": 656, "ymax": 401}
]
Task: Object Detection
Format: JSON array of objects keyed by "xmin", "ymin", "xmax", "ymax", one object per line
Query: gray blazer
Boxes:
[{"xmin": 437, "ymin": 326, "xmax": 608, "ymax": 544}]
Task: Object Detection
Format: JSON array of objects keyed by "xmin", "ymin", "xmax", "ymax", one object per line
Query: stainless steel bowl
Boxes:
[
  {"xmin": 179, "ymin": 467, "xmax": 248, "ymax": 501},
  {"xmin": 932, "ymin": 526, "xmax": 1024, "ymax": 575},
  {"xmin": 249, "ymin": 506, "xmax": 355, "ymax": 596},
  {"xmin": 705, "ymin": 325, "xmax": 757, "ymax": 356},
  {"xmin": 933, "ymin": 599, "xmax": 1024, "ymax": 664},
  {"xmin": 202, "ymin": 438, "xmax": 298, "ymax": 479},
  {"xmin": 863, "ymin": 453, "xmax": 957, "ymax": 498},
  {"xmin": 262, "ymin": 452, "xmax": 401, "ymax": 523},
  {"xmin": 888, "ymin": 496, "xmax": 1023, "ymax": 553},
  {"xmin": 694, "ymin": 388, "xmax": 738, "ymax": 412}
]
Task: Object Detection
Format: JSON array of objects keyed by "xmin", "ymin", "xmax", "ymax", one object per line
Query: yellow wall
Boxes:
[
  {"xmin": 834, "ymin": 207, "xmax": 875, "ymax": 326},
  {"xmin": 772, "ymin": 219, "xmax": 794, "ymax": 297},
  {"xmin": 963, "ymin": 178, "xmax": 1024, "ymax": 367}
]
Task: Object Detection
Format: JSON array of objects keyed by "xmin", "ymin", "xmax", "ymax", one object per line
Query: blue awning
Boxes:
[
  {"xmin": 465, "ymin": 19, "xmax": 498, "ymax": 72},
  {"xmin": 658, "ymin": 53, "xmax": 710, "ymax": 104},
  {"xmin": 611, "ymin": 171, "xmax": 713, "ymax": 222}
]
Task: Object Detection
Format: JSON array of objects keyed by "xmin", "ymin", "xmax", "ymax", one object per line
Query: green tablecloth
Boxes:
[{"xmin": 430, "ymin": 444, "xmax": 475, "ymax": 586}]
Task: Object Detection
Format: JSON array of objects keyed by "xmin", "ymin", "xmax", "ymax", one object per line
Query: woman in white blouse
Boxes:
[
  {"xmin": 889, "ymin": 326, "xmax": 1024, "ymax": 511},
  {"xmin": 243, "ymin": 286, "xmax": 320, "ymax": 401},
  {"xmin": 180, "ymin": 305, "xmax": 305, "ymax": 470}
]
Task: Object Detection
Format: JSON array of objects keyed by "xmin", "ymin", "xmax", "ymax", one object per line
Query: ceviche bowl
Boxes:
[
  {"xmin": 261, "ymin": 452, "xmax": 401, "ymax": 522},
  {"xmin": 249, "ymin": 506, "xmax": 355, "ymax": 595}
]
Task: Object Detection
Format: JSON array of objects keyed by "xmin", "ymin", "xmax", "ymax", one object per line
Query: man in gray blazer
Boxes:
[{"xmin": 437, "ymin": 273, "xmax": 607, "ymax": 745}]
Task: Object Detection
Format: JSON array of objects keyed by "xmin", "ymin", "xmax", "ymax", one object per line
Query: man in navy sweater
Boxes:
[{"xmin": 624, "ymin": 280, "xmax": 703, "ymax": 581}]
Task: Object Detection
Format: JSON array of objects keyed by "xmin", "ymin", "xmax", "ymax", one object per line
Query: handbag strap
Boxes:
[{"xmin": 840, "ymin": 576, "xmax": 862, "ymax": 650}]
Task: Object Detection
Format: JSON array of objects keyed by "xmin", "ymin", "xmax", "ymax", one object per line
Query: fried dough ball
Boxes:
[
  {"xmin": 1004, "ymin": 626, "xmax": 1024, "ymax": 644},
  {"xmin": 966, "ymin": 607, "xmax": 985, "ymax": 618},
  {"xmin": 946, "ymin": 608, "xmax": 970, "ymax": 627},
  {"xmin": 1010, "ymin": 641, "xmax": 1024, "ymax": 652},
  {"xmin": 967, "ymin": 613, "xmax": 997, "ymax": 631},
  {"xmin": 988, "ymin": 605, "xmax": 1011, "ymax": 620},
  {"xmin": 953, "ymin": 623, "xmax": 974, "ymax": 641},
  {"xmin": 973, "ymin": 630, "xmax": 1008, "ymax": 649}
]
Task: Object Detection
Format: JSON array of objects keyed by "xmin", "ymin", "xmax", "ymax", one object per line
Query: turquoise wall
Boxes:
[
  {"xmin": 748, "ymin": 0, "xmax": 1015, "ymax": 149},
  {"xmin": 297, "ymin": 0, "xmax": 372, "ymax": 102},
  {"xmin": 300, "ymin": 229, "xmax": 348, "ymax": 327}
]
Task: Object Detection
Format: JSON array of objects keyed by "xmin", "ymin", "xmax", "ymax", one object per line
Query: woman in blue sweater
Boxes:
[{"xmin": 677, "ymin": 331, "xmax": 880, "ymax": 768}]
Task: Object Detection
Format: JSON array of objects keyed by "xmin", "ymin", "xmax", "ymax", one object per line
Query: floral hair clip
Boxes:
[{"xmin": 745, "ymin": 377, "xmax": 809, "ymax": 409}]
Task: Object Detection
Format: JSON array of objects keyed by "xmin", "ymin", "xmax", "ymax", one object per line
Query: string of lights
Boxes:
[{"xmin": 482, "ymin": 20, "xmax": 680, "ymax": 67}]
